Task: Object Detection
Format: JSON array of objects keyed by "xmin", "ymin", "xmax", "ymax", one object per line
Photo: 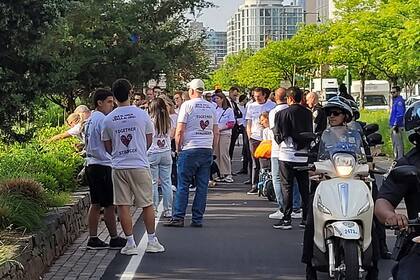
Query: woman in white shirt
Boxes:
[
  {"xmin": 147, "ymin": 98, "xmax": 173, "ymax": 218},
  {"xmin": 214, "ymin": 91, "xmax": 235, "ymax": 183}
]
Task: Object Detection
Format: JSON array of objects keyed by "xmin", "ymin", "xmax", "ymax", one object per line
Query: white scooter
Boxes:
[{"xmin": 302, "ymin": 127, "xmax": 374, "ymax": 279}]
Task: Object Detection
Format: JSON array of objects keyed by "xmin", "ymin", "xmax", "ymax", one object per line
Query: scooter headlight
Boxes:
[
  {"xmin": 317, "ymin": 195, "xmax": 332, "ymax": 215},
  {"xmin": 333, "ymin": 153, "xmax": 356, "ymax": 177}
]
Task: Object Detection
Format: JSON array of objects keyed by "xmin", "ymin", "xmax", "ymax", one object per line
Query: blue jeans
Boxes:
[
  {"xmin": 173, "ymin": 148, "xmax": 212, "ymax": 224},
  {"xmin": 271, "ymin": 157, "xmax": 301, "ymax": 210},
  {"xmin": 148, "ymin": 151, "xmax": 173, "ymax": 211}
]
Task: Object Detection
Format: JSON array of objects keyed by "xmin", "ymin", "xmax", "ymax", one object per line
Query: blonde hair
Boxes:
[
  {"xmin": 74, "ymin": 105, "xmax": 90, "ymax": 114},
  {"xmin": 66, "ymin": 113, "xmax": 81, "ymax": 126}
]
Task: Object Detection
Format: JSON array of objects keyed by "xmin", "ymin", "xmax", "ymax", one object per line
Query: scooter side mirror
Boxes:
[
  {"xmin": 364, "ymin": 123, "xmax": 379, "ymax": 136},
  {"xmin": 367, "ymin": 133, "xmax": 383, "ymax": 146}
]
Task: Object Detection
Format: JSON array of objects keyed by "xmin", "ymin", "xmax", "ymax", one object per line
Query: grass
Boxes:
[
  {"xmin": 44, "ymin": 191, "xmax": 72, "ymax": 207},
  {"xmin": 359, "ymin": 109, "xmax": 412, "ymax": 158},
  {"xmin": 0, "ymin": 193, "xmax": 46, "ymax": 231}
]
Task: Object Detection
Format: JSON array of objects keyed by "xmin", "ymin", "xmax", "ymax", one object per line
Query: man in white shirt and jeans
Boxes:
[
  {"xmin": 164, "ymin": 79, "xmax": 218, "ymax": 227},
  {"xmin": 245, "ymin": 87, "xmax": 276, "ymax": 194},
  {"xmin": 102, "ymin": 78, "xmax": 165, "ymax": 255}
]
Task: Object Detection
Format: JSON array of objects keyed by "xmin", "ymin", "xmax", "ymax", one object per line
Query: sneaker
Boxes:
[
  {"xmin": 171, "ymin": 185, "xmax": 177, "ymax": 192},
  {"xmin": 268, "ymin": 210, "xmax": 284, "ymax": 220},
  {"xmin": 109, "ymin": 236, "xmax": 127, "ymax": 250},
  {"xmin": 163, "ymin": 209, "xmax": 172, "ymax": 218},
  {"xmin": 291, "ymin": 210, "xmax": 303, "ymax": 219},
  {"xmin": 223, "ymin": 175, "xmax": 234, "ymax": 183},
  {"xmin": 87, "ymin": 237, "xmax": 109, "ymax": 250},
  {"xmin": 243, "ymin": 179, "xmax": 251, "ymax": 185},
  {"xmin": 163, "ymin": 218, "xmax": 184, "ymax": 227},
  {"xmin": 273, "ymin": 219, "xmax": 292, "ymax": 230},
  {"xmin": 146, "ymin": 239, "xmax": 165, "ymax": 253},
  {"xmin": 235, "ymin": 169, "xmax": 248, "ymax": 175},
  {"xmin": 208, "ymin": 180, "xmax": 216, "ymax": 187},
  {"xmin": 247, "ymin": 187, "xmax": 258, "ymax": 195},
  {"xmin": 214, "ymin": 176, "xmax": 225, "ymax": 182},
  {"xmin": 189, "ymin": 186, "xmax": 197, "ymax": 192},
  {"xmin": 120, "ymin": 244, "xmax": 139, "ymax": 255},
  {"xmin": 299, "ymin": 220, "xmax": 307, "ymax": 229}
]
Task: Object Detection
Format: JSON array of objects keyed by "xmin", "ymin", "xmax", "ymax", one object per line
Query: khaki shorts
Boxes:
[{"xmin": 112, "ymin": 168, "xmax": 153, "ymax": 208}]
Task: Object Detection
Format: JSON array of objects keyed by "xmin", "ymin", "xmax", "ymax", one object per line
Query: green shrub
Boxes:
[
  {"xmin": 43, "ymin": 191, "xmax": 72, "ymax": 207},
  {"xmin": 0, "ymin": 193, "xmax": 45, "ymax": 231}
]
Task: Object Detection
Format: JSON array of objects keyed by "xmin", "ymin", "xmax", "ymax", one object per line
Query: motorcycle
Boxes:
[
  {"xmin": 299, "ymin": 126, "xmax": 375, "ymax": 279},
  {"xmin": 385, "ymin": 166, "xmax": 420, "ymax": 280}
]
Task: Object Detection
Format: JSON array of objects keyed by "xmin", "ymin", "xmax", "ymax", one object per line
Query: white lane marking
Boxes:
[{"xmin": 119, "ymin": 200, "xmax": 164, "ymax": 279}]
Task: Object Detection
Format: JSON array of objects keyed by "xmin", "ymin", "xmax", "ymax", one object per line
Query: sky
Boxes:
[{"xmin": 197, "ymin": 0, "xmax": 243, "ymax": 31}]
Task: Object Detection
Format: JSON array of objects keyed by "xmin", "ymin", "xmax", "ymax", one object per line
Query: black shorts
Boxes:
[{"xmin": 86, "ymin": 164, "xmax": 114, "ymax": 207}]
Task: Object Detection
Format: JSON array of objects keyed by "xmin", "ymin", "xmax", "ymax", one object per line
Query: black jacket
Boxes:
[
  {"xmin": 273, "ymin": 104, "xmax": 313, "ymax": 150},
  {"xmin": 312, "ymin": 104, "xmax": 327, "ymax": 134}
]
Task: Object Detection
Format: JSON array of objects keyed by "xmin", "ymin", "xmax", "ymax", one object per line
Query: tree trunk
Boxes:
[{"xmin": 360, "ymin": 68, "xmax": 366, "ymax": 109}]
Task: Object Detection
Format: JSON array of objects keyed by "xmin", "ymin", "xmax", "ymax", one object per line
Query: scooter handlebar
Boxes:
[{"xmin": 293, "ymin": 164, "xmax": 315, "ymax": 172}]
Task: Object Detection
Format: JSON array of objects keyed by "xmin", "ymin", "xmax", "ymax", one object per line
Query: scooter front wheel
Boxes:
[{"xmin": 343, "ymin": 240, "xmax": 360, "ymax": 280}]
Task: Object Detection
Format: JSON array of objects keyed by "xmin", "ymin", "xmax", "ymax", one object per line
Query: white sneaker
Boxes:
[
  {"xmin": 163, "ymin": 209, "xmax": 172, "ymax": 218},
  {"xmin": 146, "ymin": 239, "xmax": 165, "ymax": 253},
  {"xmin": 223, "ymin": 175, "xmax": 234, "ymax": 183},
  {"xmin": 120, "ymin": 244, "xmax": 138, "ymax": 255},
  {"xmin": 208, "ymin": 180, "xmax": 216, "ymax": 187},
  {"xmin": 291, "ymin": 211, "xmax": 302, "ymax": 219},
  {"xmin": 189, "ymin": 187, "xmax": 196, "ymax": 192},
  {"xmin": 171, "ymin": 185, "xmax": 177, "ymax": 192},
  {"xmin": 268, "ymin": 210, "xmax": 284, "ymax": 220}
]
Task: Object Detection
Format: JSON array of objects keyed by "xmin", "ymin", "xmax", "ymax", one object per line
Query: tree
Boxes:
[
  {"xmin": 39, "ymin": 0, "xmax": 213, "ymax": 112},
  {"xmin": 206, "ymin": 50, "xmax": 254, "ymax": 90},
  {"xmin": 0, "ymin": 0, "xmax": 70, "ymax": 142}
]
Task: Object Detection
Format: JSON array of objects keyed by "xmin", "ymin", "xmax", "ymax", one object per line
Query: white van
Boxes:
[
  {"xmin": 312, "ymin": 78, "xmax": 339, "ymax": 104},
  {"xmin": 351, "ymin": 80, "xmax": 389, "ymax": 110}
]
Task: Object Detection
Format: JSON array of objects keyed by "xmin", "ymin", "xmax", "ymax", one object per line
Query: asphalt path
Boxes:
[{"xmin": 101, "ymin": 170, "xmax": 395, "ymax": 280}]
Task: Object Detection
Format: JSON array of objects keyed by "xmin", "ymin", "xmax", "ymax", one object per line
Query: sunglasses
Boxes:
[{"xmin": 328, "ymin": 111, "xmax": 343, "ymax": 117}]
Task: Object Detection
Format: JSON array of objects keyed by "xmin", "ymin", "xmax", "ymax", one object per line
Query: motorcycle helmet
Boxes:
[
  {"xmin": 405, "ymin": 101, "xmax": 420, "ymax": 145},
  {"xmin": 348, "ymin": 100, "xmax": 360, "ymax": 120},
  {"xmin": 324, "ymin": 96, "xmax": 353, "ymax": 123}
]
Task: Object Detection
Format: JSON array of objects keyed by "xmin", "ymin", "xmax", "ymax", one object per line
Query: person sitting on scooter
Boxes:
[
  {"xmin": 303, "ymin": 97, "xmax": 352, "ymax": 280},
  {"xmin": 303, "ymin": 97, "xmax": 378, "ymax": 280},
  {"xmin": 375, "ymin": 101, "xmax": 420, "ymax": 279}
]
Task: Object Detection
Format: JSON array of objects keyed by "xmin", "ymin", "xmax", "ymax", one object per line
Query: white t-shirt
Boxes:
[
  {"xmin": 215, "ymin": 107, "xmax": 235, "ymax": 135},
  {"xmin": 177, "ymin": 98, "xmax": 216, "ymax": 150},
  {"xmin": 269, "ymin": 103, "xmax": 289, "ymax": 158},
  {"xmin": 147, "ymin": 119, "xmax": 172, "ymax": 155},
  {"xmin": 102, "ymin": 106, "xmax": 153, "ymax": 169},
  {"xmin": 262, "ymin": 127, "xmax": 271, "ymax": 140},
  {"xmin": 246, "ymin": 100, "xmax": 276, "ymax": 141},
  {"xmin": 84, "ymin": 111, "xmax": 111, "ymax": 166}
]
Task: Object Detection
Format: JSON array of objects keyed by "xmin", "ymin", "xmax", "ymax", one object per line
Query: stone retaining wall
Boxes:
[{"xmin": 0, "ymin": 189, "xmax": 90, "ymax": 280}]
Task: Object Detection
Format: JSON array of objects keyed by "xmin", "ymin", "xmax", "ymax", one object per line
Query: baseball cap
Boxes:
[{"xmin": 187, "ymin": 79, "xmax": 205, "ymax": 92}]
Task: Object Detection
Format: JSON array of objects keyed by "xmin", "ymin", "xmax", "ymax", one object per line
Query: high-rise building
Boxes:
[
  {"xmin": 315, "ymin": 0, "xmax": 336, "ymax": 23},
  {"xmin": 227, "ymin": 0, "xmax": 305, "ymax": 55},
  {"xmin": 190, "ymin": 21, "xmax": 227, "ymax": 69},
  {"xmin": 205, "ymin": 30, "xmax": 228, "ymax": 69}
]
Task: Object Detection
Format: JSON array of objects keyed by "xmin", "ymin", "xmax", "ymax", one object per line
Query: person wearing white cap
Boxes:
[{"xmin": 164, "ymin": 79, "xmax": 218, "ymax": 227}]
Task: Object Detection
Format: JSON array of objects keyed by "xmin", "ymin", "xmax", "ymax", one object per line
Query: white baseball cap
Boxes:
[{"xmin": 187, "ymin": 79, "xmax": 205, "ymax": 92}]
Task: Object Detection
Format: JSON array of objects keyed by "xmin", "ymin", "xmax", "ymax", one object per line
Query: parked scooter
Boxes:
[{"xmin": 298, "ymin": 127, "xmax": 375, "ymax": 279}]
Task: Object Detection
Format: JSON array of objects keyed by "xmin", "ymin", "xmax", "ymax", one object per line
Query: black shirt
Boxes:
[
  {"xmin": 312, "ymin": 104, "xmax": 327, "ymax": 134},
  {"xmin": 273, "ymin": 103, "xmax": 313, "ymax": 150},
  {"xmin": 378, "ymin": 147, "xmax": 420, "ymax": 221}
]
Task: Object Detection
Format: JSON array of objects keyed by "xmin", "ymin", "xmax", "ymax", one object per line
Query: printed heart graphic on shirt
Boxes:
[
  {"xmin": 120, "ymin": 134, "xmax": 133, "ymax": 147},
  {"xmin": 157, "ymin": 139, "xmax": 166, "ymax": 148},
  {"xmin": 200, "ymin": 120, "xmax": 210, "ymax": 130}
]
